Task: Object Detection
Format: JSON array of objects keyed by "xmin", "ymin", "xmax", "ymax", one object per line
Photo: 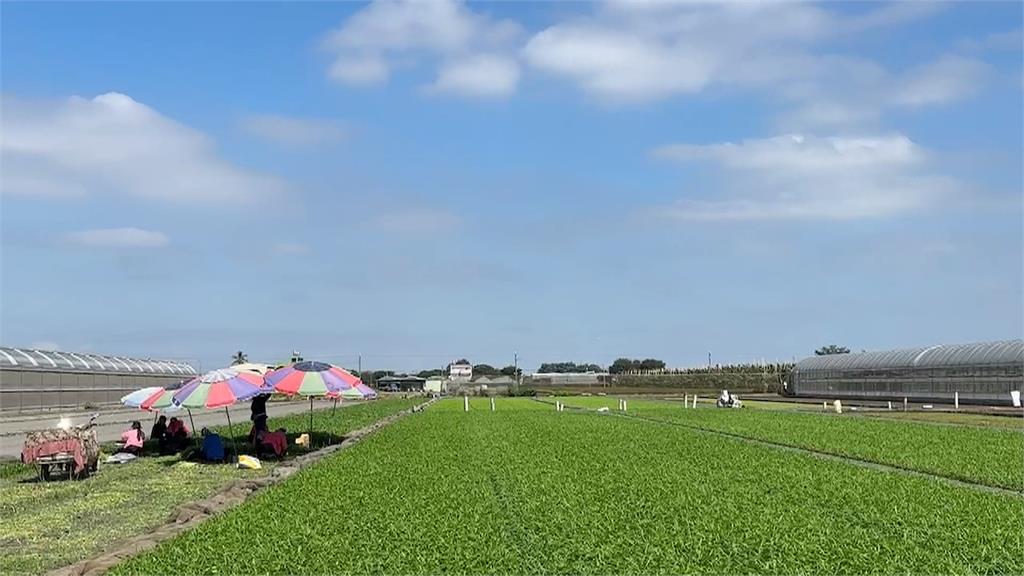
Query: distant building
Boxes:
[
  {"xmin": 531, "ymin": 372, "xmax": 612, "ymax": 386},
  {"xmin": 789, "ymin": 340, "xmax": 1023, "ymax": 406},
  {"xmin": 425, "ymin": 378, "xmax": 448, "ymax": 394},
  {"xmin": 448, "ymin": 360, "xmax": 472, "ymax": 381},
  {"xmin": 377, "ymin": 375, "xmax": 426, "ymax": 392}
]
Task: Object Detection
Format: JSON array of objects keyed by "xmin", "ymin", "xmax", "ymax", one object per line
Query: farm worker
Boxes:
[
  {"xmin": 119, "ymin": 421, "xmax": 145, "ymax": 455},
  {"xmin": 200, "ymin": 428, "xmax": 225, "ymax": 462},
  {"xmin": 167, "ymin": 417, "xmax": 189, "ymax": 451},
  {"xmin": 151, "ymin": 415, "xmax": 168, "ymax": 453}
]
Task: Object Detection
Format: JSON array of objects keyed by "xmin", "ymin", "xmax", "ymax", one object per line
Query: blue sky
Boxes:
[{"xmin": 1, "ymin": 1, "xmax": 1021, "ymax": 372}]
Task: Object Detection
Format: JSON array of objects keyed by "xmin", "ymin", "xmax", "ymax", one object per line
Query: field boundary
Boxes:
[
  {"xmin": 609, "ymin": 410, "xmax": 1024, "ymax": 498},
  {"xmin": 48, "ymin": 398, "xmax": 436, "ymax": 576}
]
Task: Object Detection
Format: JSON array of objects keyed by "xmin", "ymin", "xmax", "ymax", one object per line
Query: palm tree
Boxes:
[{"xmin": 231, "ymin": 351, "xmax": 247, "ymax": 366}]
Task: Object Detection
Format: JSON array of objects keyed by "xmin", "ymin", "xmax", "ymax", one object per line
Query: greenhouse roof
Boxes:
[
  {"xmin": 794, "ymin": 340, "xmax": 1023, "ymax": 372},
  {"xmin": 0, "ymin": 346, "xmax": 196, "ymax": 376}
]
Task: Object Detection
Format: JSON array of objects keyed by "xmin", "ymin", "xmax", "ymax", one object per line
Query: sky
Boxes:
[{"xmin": 1, "ymin": 1, "xmax": 1021, "ymax": 373}]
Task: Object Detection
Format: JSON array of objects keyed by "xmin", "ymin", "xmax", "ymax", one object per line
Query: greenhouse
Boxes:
[
  {"xmin": 0, "ymin": 346, "xmax": 196, "ymax": 413},
  {"xmin": 788, "ymin": 340, "xmax": 1023, "ymax": 405}
]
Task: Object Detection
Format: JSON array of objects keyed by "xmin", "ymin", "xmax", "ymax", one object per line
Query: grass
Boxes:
[
  {"xmin": 0, "ymin": 398, "xmax": 421, "ymax": 575},
  {"xmin": 555, "ymin": 396, "xmax": 1024, "ymax": 491},
  {"xmin": 114, "ymin": 398, "xmax": 1024, "ymax": 574}
]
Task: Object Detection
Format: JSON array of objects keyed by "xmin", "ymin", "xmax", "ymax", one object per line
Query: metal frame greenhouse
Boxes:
[
  {"xmin": 0, "ymin": 346, "xmax": 196, "ymax": 413},
  {"xmin": 788, "ymin": 340, "xmax": 1023, "ymax": 405}
]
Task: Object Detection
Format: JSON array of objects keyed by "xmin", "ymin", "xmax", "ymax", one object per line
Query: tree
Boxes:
[
  {"xmin": 500, "ymin": 365, "xmax": 523, "ymax": 377},
  {"xmin": 815, "ymin": 345, "xmax": 851, "ymax": 356},
  {"xmin": 231, "ymin": 351, "xmax": 247, "ymax": 365},
  {"xmin": 417, "ymin": 369, "xmax": 445, "ymax": 379},
  {"xmin": 473, "ymin": 364, "xmax": 500, "ymax": 376}
]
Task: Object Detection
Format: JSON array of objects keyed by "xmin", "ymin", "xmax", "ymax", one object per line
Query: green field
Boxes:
[
  {"xmin": 553, "ymin": 396, "xmax": 1024, "ymax": 491},
  {"xmin": 0, "ymin": 398, "xmax": 420, "ymax": 575},
  {"xmin": 115, "ymin": 398, "xmax": 1024, "ymax": 575}
]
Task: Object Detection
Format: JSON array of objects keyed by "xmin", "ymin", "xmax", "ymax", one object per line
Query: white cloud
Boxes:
[
  {"xmin": 65, "ymin": 227, "xmax": 170, "ymax": 248},
  {"xmin": 891, "ymin": 56, "xmax": 991, "ymax": 106},
  {"xmin": 322, "ymin": 0, "xmax": 522, "ymax": 98},
  {"xmin": 371, "ymin": 208, "xmax": 460, "ymax": 233},
  {"xmin": 1, "ymin": 92, "xmax": 288, "ymax": 203},
  {"xmin": 521, "ymin": 0, "xmax": 976, "ymax": 124},
  {"xmin": 653, "ymin": 134, "xmax": 960, "ymax": 221},
  {"xmin": 957, "ymin": 29, "xmax": 1023, "ymax": 53},
  {"xmin": 427, "ymin": 54, "xmax": 520, "ymax": 98},
  {"xmin": 240, "ymin": 115, "xmax": 347, "ymax": 146},
  {"xmin": 273, "ymin": 242, "xmax": 310, "ymax": 255}
]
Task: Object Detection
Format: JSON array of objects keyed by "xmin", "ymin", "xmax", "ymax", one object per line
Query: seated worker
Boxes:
[
  {"xmin": 248, "ymin": 412, "xmax": 269, "ymax": 444},
  {"xmin": 151, "ymin": 415, "xmax": 168, "ymax": 453},
  {"xmin": 200, "ymin": 427, "xmax": 225, "ymax": 462},
  {"xmin": 119, "ymin": 421, "xmax": 146, "ymax": 455},
  {"xmin": 249, "ymin": 414, "xmax": 286, "ymax": 458},
  {"xmin": 167, "ymin": 417, "xmax": 190, "ymax": 451}
]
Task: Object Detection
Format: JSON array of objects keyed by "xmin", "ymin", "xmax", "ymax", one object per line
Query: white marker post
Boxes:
[
  {"xmin": 623, "ymin": 400, "xmax": 628, "ymax": 412},
  {"xmin": 887, "ymin": 401, "xmax": 892, "ymax": 411},
  {"xmin": 823, "ymin": 402, "xmax": 827, "ymax": 412},
  {"xmin": 954, "ymin": 391, "xmax": 959, "ymax": 412},
  {"xmin": 464, "ymin": 396, "xmax": 469, "ymax": 412},
  {"xmin": 692, "ymin": 395, "xmax": 698, "ymax": 409},
  {"xmin": 490, "ymin": 397, "xmax": 495, "ymax": 412},
  {"xmin": 833, "ymin": 399, "xmax": 843, "ymax": 414},
  {"xmin": 683, "ymin": 394, "xmax": 688, "ymax": 408},
  {"xmin": 904, "ymin": 397, "xmax": 908, "ymax": 412}
]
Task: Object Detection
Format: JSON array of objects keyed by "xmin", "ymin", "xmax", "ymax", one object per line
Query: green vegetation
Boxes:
[
  {"xmin": 556, "ymin": 397, "xmax": 1024, "ymax": 491},
  {"xmin": 116, "ymin": 399, "xmax": 1023, "ymax": 575},
  {"xmin": 0, "ymin": 398, "xmax": 420, "ymax": 575}
]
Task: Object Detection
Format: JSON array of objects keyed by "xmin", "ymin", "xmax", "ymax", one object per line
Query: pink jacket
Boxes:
[{"xmin": 121, "ymin": 429, "xmax": 144, "ymax": 448}]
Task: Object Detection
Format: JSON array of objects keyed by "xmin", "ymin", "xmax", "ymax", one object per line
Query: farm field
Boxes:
[
  {"xmin": 116, "ymin": 398, "xmax": 1023, "ymax": 575},
  {"xmin": 554, "ymin": 396, "xmax": 1024, "ymax": 491},
  {"xmin": 0, "ymin": 398, "xmax": 420, "ymax": 575}
]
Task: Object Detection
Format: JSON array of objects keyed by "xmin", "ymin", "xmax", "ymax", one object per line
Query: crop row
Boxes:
[
  {"xmin": 115, "ymin": 400, "xmax": 1024, "ymax": 574},
  {"xmin": 0, "ymin": 398, "xmax": 421, "ymax": 575},
  {"xmin": 554, "ymin": 397, "xmax": 1024, "ymax": 492}
]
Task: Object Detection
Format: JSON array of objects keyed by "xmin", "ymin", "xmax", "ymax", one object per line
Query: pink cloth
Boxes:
[
  {"xmin": 121, "ymin": 429, "xmax": 144, "ymax": 448},
  {"xmin": 22, "ymin": 439, "xmax": 86, "ymax": 473},
  {"xmin": 260, "ymin": 431, "xmax": 287, "ymax": 457}
]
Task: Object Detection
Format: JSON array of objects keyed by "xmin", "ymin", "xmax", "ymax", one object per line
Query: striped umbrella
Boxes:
[
  {"xmin": 267, "ymin": 361, "xmax": 356, "ymax": 397},
  {"xmin": 122, "ymin": 387, "xmax": 171, "ymax": 410},
  {"xmin": 267, "ymin": 361, "xmax": 366, "ymax": 439},
  {"xmin": 173, "ymin": 368, "xmax": 268, "ymax": 458},
  {"xmin": 173, "ymin": 368, "xmax": 267, "ymax": 409}
]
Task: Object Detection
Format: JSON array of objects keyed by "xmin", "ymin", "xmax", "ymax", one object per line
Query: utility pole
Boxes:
[
  {"xmin": 708, "ymin": 351, "xmax": 712, "ymax": 369},
  {"xmin": 513, "ymin": 351, "xmax": 519, "ymax": 392}
]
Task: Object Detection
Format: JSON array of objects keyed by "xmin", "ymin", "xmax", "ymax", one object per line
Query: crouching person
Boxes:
[{"xmin": 200, "ymin": 428, "xmax": 225, "ymax": 462}]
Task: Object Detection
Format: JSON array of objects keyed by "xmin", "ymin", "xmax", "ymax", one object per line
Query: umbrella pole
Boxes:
[
  {"xmin": 187, "ymin": 409, "xmax": 198, "ymax": 449},
  {"xmin": 225, "ymin": 407, "xmax": 238, "ymax": 460},
  {"xmin": 333, "ymin": 397, "xmax": 338, "ymax": 416},
  {"xmin": 309, "ymin": 396, "xmax": 314, "ymax": 445}
]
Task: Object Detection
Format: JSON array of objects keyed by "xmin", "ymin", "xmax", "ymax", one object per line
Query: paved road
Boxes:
[{"xmin": 0, "ymin": 398, "xmax": 348, "ymax": 458}]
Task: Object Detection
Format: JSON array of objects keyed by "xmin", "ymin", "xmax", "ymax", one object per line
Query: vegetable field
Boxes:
[
  {"xmin": 555, "ymin": 396, "xmax": 1024, "ymax": 491},
  {"xmin": 116, "ymin": 398, "xmax": 1024, "ymax": 575},
  {"xmin": 0, "ymin": 398, "xmax": 420, "ymax": 575}
]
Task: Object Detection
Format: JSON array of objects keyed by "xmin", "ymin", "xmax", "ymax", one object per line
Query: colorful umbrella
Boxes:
[
  {"xmin": 173, "ymin": 368, "xmax": 267, "ymax": 458},
  {"xmin": 267, "ymin": 361, "xmax": 370, "ymax": 440},
  {"xmin": 122, "ymin": 387, "xmax": 170, "ymax": 410},
  {"xmin": 173, "ymin": 368, "xmax": 266, "ymax": 409},
  {"xmin": 267, "ymin": 361, "xmax": 355, "ymax": 397}
]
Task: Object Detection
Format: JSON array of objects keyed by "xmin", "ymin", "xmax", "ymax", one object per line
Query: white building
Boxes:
[{"xmin": 448, "ymin": 360, "xmax": 473, "ymax": 381}]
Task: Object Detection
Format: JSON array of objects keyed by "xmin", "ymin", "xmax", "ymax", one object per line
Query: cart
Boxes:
[{"xmin": 21, "ymin": 415, "xmax": 100, "ymax": 481}]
